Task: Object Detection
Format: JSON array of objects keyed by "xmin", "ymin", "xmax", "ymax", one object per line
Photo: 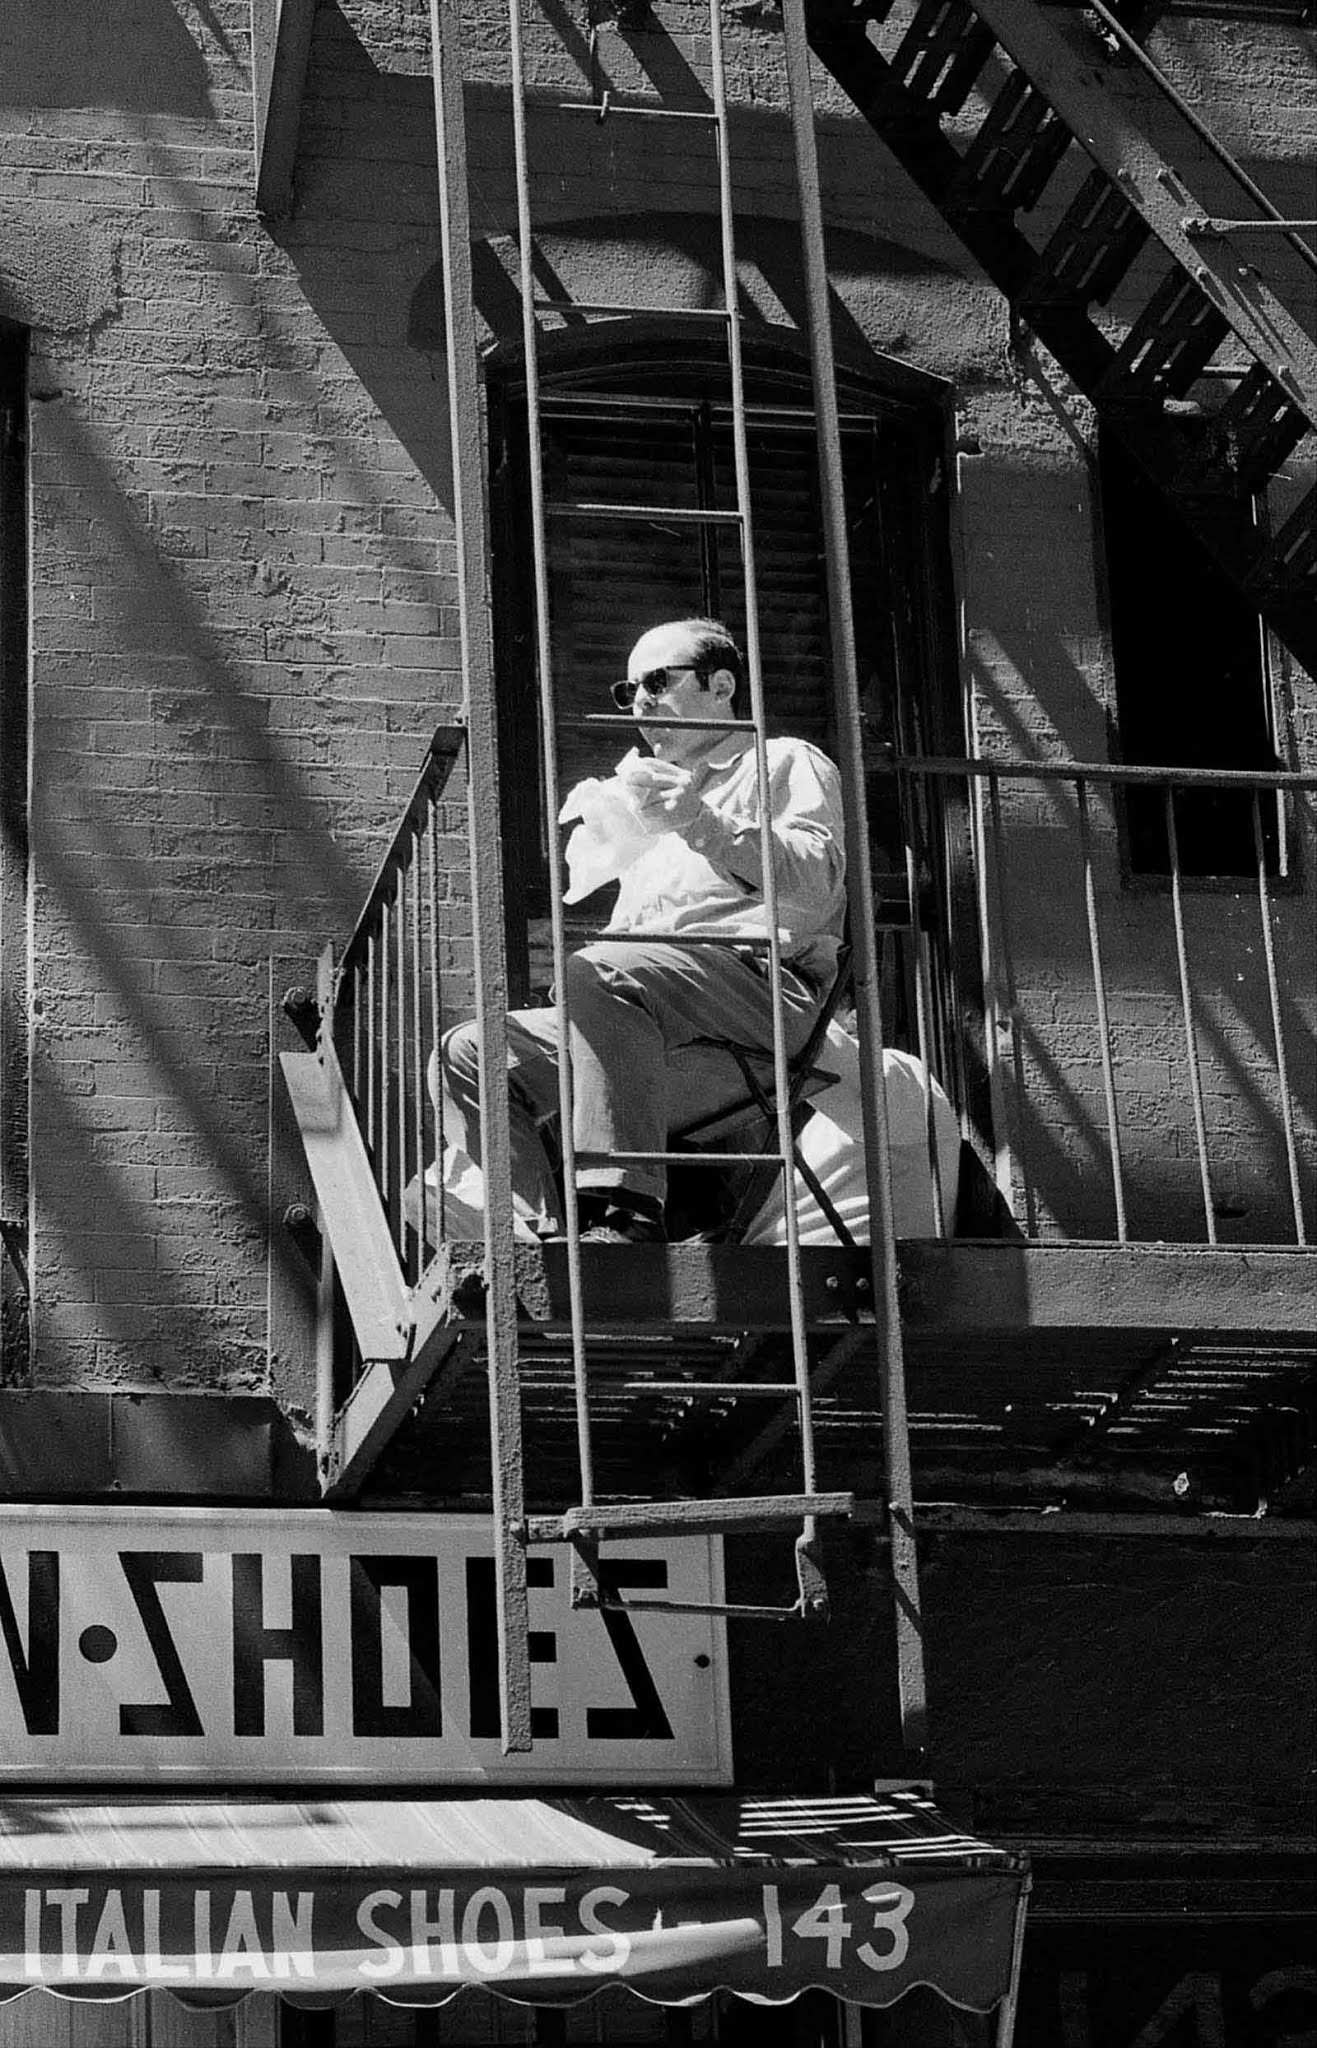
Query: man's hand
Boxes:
[{"xmin": 618, "ymin": 758, "xmax": 705, "ymax": 836}]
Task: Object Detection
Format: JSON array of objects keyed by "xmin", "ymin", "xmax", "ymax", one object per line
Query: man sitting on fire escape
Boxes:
[{"xmin": 439, "ymin": 617, "xmax": 847, "ymax": 1245}]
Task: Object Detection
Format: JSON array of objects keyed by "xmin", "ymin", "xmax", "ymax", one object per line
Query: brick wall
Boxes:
[
  {"xmin": 1, "ymin": 0, "xmax": 1313, "ymax": 1403},
  {"xmin": 2, "ymin": 0, "xmax": 463, "ymax": 1400}
]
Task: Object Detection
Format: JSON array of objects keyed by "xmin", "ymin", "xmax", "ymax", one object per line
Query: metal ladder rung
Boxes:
[
  {"xmin": 545, "ymin": 500, "xmax": 746, "ymax": 525},
  {"xmin": 560, "ymin": 713, "xmax": 759, "ymax": 732},
  {"xmin": 574, "ymin": 1147, "xmax": 788, "ymax": 1167},
  {"xmin": 565, "ymin": 930, "xmax": 773, "ymax": 947},
  {"xmin": 555, "ymin": 101, "xmax": 719, "ymax": 124},
  {"xmin": 524, "ymin": 1492, "xmax": 855, "ymax": 1542},
  {"xmin": 534, "ymin": 299, "xmax": 731, "ymax": 322},
  {"xmin": 620, "ymin": 1380, "xmax": 804, "ymax": 1396}
]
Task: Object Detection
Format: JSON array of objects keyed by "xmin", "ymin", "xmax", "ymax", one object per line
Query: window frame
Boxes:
[
  {"xmin": 1096, "ymin": 422, "xmax": 1298, "ymax": 894},
  {"xmin": 482, "ymin": 329, "xmax": 995, "ymax": 1150}
]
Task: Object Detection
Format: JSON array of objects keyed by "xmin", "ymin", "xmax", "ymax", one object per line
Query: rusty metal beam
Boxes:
[
  {"xmin": 524, "ymin": 1492, "xmax": 854, "ymax": 1543},
  {"xmin": 322, "ymin": 1320, "xmax": 465, "ymax": 1503},
  {"xmin": 0, "ymin": 1391, "xmax": 296, "ymax": 1497},
  {"xmin": 431, "ymin": 1237, "xmax": 871, "ymax": 1330},
  {"xmin": 899, "ymin": 1243, "xmax": 1316, "ymax": 1337},
  {"xmin": 429, "ymin": 0, "xmax": 532, "ymax": 1754},
  {"xmin": 280, "ymin": 1049, "xmax": 411, "ymax": 1364},
  {"xmin": 886, "ymin": 1504, "xmax": 1317, "ymax": 1541},
  {"xmin": 411, "ymin": 1238, "xmax": 1314, "ymax": 1341}
]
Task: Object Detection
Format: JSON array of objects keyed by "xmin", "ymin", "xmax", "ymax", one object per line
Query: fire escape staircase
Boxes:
[{"xmin": 804, "ymin": 0, "xmax": 1317, "ymax": 678}]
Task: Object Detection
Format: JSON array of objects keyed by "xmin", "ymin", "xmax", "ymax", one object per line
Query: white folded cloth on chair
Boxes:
[{"xmin": 741, "ymin": 1023, "xmax": 960, "ymax": 1246}]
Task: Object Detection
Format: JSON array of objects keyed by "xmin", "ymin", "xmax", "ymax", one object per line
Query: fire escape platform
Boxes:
[
  {"xmin": 337, "ymin": 1240, "xmax": 1317, "ymax": 1517},
  {"xmin": 417, "ymin": 1236, "xmax": 1314, "ymax": 1343}
]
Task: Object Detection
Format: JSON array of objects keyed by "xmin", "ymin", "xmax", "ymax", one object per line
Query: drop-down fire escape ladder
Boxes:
[
  {"xmin": 283, "ymin": 0, "xmax": 933, "ymax": 1766},
  {"xmin": 451, "ymin": 0, "xmax": 930, "ymax": 1758},
  {"xmin": 805, "ymin": 0, "xmax": 1317, "ymax": 678},
  {"xmin": 499, "ymin": 0, "xmax": 893, "ymax": 1646}
]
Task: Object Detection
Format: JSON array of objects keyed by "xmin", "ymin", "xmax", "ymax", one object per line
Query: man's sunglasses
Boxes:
[{"xmin": 610, "ymin": 664, "xmax": 710, "ymax": 711}]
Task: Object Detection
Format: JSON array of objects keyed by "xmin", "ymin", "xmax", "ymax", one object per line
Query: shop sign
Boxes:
[
  {"xmin": 2, "ymin": 1864, "xmax": 1022, "ymax": 2006},
  {"xmin": 0, "ymin": 1507, "xmax": 731, "ymax": 1783}
]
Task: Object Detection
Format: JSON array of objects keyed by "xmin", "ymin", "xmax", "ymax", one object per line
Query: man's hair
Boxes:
[{"xmin": 668, "ymin": 617, "xmax": 747, "ymax": 717}]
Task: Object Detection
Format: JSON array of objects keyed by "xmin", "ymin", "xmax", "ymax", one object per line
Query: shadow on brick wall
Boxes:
[
  {"xmin": 29, "ymin": 397, "xmax": 367, "ymax": 1384},
  {"xmin": 0, "ymin": 0, "xmax": 215, "ymax": 117},
  {"xmin": 276, "ymin": 1, "xmax": 961, "ymax": 490}
]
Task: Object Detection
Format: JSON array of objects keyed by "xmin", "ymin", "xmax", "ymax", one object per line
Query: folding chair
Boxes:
[{"xmin": 669, "ymin": 947, "xmax": 859, "ymax": 1246}]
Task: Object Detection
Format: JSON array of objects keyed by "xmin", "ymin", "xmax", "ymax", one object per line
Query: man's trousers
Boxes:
[{"xmin": 438, "ymin": 940, "xmax": 823, "ymax": 1229}]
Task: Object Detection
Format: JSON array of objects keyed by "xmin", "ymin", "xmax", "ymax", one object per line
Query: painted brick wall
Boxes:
[
  {"xmin": 1, "ymin": 0, "xmax": 1313, "ymax": 1410},
  {"xmin": 0, "ymin": 0, "xmax": 466, "ymax": 1402}
]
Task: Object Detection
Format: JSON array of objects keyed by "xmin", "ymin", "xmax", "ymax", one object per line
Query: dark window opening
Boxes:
[
  {"xmin": 1099, "ymin": 427, "xmax": 1286, "ymax": 882},
  {"xmin": 0, "ymin": 324, "xmax": 28, "ymax": 1377},
  {"xmin": 485, "ymin": 345, "xmax": 986, "ymax": 1139}
]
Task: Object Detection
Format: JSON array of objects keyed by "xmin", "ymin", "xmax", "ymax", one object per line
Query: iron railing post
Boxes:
[
  {"xmin": 429, "ymin": 0, "xmax": 532, "ymax": 1752},
  {"xmin": 782, "ymin": 0, "xmax": 929, "ymax": 1764}
]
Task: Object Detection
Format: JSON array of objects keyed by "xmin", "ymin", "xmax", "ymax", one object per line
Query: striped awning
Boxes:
[{"xmin": 0, "ymin": 1790, "xmax": 1028, "ymax": 2012}]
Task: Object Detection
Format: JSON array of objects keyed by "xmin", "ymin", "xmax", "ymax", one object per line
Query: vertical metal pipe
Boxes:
[
  {"xmin": 710, "ymin": 0, "xmax": 817, "ymax": 1520},
  {"xmin": 350, "ymin": 960, "xmax": 361, "ymax": 1107},
  {"xmin": 365, "ymin": 933, "xmax": 378, "ymax": 1162},
  {"xmin": 993, "ymin": 1878, "xmax": 1032, "ymax": 2048},
  {"xmin": 506, "ymin": 0, "xmax": 596, "ymax": 1515},
  {"xmin": 395, "ymin": 863, "xmax": 409, "ymax": 1266},
  {"xmin": 1165, "ymin": 786, "xmax": 1216, "ymax": 1243},
  {"xmin": 314, "ymin": 1230, "xmax": 337, "ymax": 1494},
  {"xmin": 781, "ymin": 0, "xmax": 927, "ymax": 1752},
  {"xmin": 410, "ymin": 831, "xmax": 426, "ymax": 1281},
  {"xmin": 905, "ymin": 820, "xmax": 946, "ymax": 1235},
  {"xmin": 1252, "ymin": 789, "xmax": 1306, "ymax": 1244},
  {"xmin": 427, "ymin": 798, "xmax": 446, "ymax": 1247},
  {"xmin": 967, "ymin": 753, "xmax": 1013, "ymax": 1211},
  {"xmin": 987, "ymin": 771, "xmax": 1035, "ymax": 1236},
  {"xmin": 1077, "ymin": 779, "xmax": 1127, "ymax": 1242},
  {"xmin": 430, "ymin": 0, "xmax": 532, "ymax": 1751},
  {"xmin": 378, "ymin": 894, "xmax": 392, "ymax": 1226}
]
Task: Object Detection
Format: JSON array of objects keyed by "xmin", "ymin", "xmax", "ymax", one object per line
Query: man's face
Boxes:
[{"xmin": 625, "ymin": 624, "xmax": 733, "ymax": 764}]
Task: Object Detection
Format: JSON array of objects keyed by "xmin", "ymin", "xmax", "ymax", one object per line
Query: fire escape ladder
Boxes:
[
  {"xmin": 494, "ymin": 0, "xmax": 923, "ymax": 1720},
  {"xmin": 804, "ymin": 0, "xmax": 1317, "ymax": 677},
  {"xmin": 283, "ymin": 0, "xmax": 933, "ymax": 1765}
]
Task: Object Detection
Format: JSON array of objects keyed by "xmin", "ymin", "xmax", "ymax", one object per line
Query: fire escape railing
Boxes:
[
  {"xmin": 300, "ymin": 743, "xmax": 1313, "ymax": 1347},
  {"xmin": 897, "ymin": 756, "xmax": 1315, "ymax": 1247},
  {"xmin": 332, "ymin": 725, "xmax": 467, "ymax": 1286}
]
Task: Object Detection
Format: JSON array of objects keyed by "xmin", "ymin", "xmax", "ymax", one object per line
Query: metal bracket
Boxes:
[
  {"xmin": 1185, "ymin": 215, "xmax": 1317, "ymax": 237},
  {"xmin": 282, "ymin": 985, "xmax": 321, "ymax": 1048}
]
